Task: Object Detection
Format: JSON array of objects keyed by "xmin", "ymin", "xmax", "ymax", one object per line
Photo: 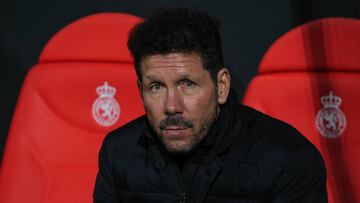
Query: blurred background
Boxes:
[{"xmin": 1, "ymin": 0, "xmax": 360, "ymax": 162}]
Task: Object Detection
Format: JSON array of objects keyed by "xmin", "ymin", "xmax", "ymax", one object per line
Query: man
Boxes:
[{"xmin": 93, "ymin": 7, "xmax": 327, "ymax": 202}]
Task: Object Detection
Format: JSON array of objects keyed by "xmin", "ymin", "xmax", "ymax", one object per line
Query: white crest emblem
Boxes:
[
  {"xmin": 92, "ymin": 81, "xmax": 120, "ymax": 127},
  {"xmin": 315, "ymin": 91, "xmax": 346, "ymax": 138}
]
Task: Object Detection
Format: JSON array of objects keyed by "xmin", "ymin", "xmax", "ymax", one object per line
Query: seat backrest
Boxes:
[
  {"xmin": 0, "ymin": 13, "xmax": 144, "ymax": 203},
  {"xmin": 243, "ymin": 17, "xmax": 360, "ymax": 203}
]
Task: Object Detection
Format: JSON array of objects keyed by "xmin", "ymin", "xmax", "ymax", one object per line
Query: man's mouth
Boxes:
[
  {"xmin": 162, "ymin": 126, "xmax": 190, "ymax": 138},
  {"xmin": 159, "ymin": 116, "xmax": 194, "ymax": 131},
  {"xmin": 164, "ymin": 125, "xmax": 189, "ymax": 130}
]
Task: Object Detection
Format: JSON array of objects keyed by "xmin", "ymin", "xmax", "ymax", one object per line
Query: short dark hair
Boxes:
[{"xmin": 127, "ymin": 7, "xmax": 225, "ymax": 82}]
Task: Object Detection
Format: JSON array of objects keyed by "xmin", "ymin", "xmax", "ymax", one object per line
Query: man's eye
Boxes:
[
  {"xmin": 182, "ymin": 80, "xmax": 194, "ymax": 87},
  {"xmin": 150, "ymin": 83, "xmax": 162, "ymax": 90}
]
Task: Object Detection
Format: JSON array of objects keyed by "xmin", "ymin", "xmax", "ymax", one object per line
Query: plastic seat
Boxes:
[
  {"xmin": 0, "ymin": 13, "xmax": 144, "ymax": 202},
  {"xmin": 243, "ymin": 17, "xmax": 360, "ymax": 203}
]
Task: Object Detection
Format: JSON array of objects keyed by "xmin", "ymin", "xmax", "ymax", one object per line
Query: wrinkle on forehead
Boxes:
[
  {"xmin": 145, "ymin": 72, "xmax": 193, "ymax": 81},
  {"xmin": 141, "ymin": 53, "xmax": 203, "ymax": 71}
]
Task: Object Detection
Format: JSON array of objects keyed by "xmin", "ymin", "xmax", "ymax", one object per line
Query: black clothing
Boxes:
[{"xmin": 93, "ymin": 90, "xmax": 327, "ymax": 203}]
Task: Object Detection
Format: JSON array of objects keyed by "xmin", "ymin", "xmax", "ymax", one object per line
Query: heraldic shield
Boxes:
[
  {"xmin": 92, "ymin": 81, "xmax": 121, "ymax": 127},
  {"xmin": 316, "ymin": 91, "xmax": 346, "ymax": 138}
]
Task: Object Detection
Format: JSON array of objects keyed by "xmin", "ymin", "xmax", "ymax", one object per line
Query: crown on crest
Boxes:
[
  {"xmin": 96, "ymin": 81, "xmax": 116, "ymax": 98},
  {"xmin": 321, "ymin": 91, "xmax": 342, "ymax": 108}
]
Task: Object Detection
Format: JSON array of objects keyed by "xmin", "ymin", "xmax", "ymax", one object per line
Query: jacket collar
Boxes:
[
  {"xmin": 199, "ymin": 88, "xmax": 243, "ymax": 156},
  {"xmin": 137, "ymin": 89, "xmax": 249, "ymax": 202}
]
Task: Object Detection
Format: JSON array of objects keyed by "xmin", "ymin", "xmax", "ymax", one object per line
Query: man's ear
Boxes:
[
  {"xmin": 137, "ymin": 79, "xmax": 144, "ymax": 101},
  {"xmin": 216, "ymin": 68, "xmax": 231, "ymax": 104}
]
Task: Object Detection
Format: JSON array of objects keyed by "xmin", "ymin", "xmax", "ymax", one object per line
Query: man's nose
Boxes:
[{"xmin": 164, "ymin": 89, "xmax": 183, "ymax": 115}]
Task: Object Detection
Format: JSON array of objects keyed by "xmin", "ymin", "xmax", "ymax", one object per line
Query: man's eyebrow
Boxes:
[
  {"xmin": 145, "ymin": 73, "xmax": 196, "ymax": 82},
  {"xmin": 178, "ymin": 73, "xmax": 201, "ymax": 82},
  {"xmin": 178, "ymin": 73, "xmax": 191, "ymax": 79},
  {"xmin": 145, "ymin": 75, "xmax": 159, "ymax": 81}
]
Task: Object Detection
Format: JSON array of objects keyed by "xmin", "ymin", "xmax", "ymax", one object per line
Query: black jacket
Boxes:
[{"xmin": 93, "ymin": 90, "xmax": 327, "ymax": 203}]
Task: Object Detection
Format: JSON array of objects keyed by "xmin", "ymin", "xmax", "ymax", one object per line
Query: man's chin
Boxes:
[{"xmin": 162, "ymin": 140, "xmax": 195, "ymax": 155}]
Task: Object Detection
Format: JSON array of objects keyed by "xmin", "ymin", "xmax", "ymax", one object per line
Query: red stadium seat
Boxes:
[
  {"xmin": 0, "ymin": 13, "xmax": 144, "ymax": 202},
  {"xmin": 243, "ymin": 17, "xmax": 360, "ymax": 203}
]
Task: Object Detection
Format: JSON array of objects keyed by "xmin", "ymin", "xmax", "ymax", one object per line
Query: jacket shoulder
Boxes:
[
  {"xmin": 240, "ymin": 105, "xmax": 324, "ymax": 167},
  {"xmin": 102, "ymin": 115, "xmax": 147, "ymax": 154}
]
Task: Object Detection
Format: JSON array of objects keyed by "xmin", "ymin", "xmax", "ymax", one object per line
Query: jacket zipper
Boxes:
[
  {"xmin": 172, "ymin": 162, "xmax": 186, "ymax": 203},
  {"xmin": 180, "ymin": 192, "xmax": 186, "ymax": 203}
]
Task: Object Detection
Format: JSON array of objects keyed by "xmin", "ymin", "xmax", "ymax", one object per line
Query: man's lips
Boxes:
[
  {"xmin": 162, "ymin": 126, "xmax": 190, "ymax": 137},
  {"xmin": 163, "ymin": 125, "xmax": 188, "ymax": 130}
]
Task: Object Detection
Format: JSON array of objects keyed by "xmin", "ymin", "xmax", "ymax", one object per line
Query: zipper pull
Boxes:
[{"xmin": 180, "ymin": 192, "xmax": 186, "ymax": 203}]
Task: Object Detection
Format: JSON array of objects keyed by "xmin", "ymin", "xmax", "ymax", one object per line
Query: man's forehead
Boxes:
[
  {"xmin": 144, "ymin": 71, "xmax": 192, "ymax": 80},
  {"xmin": 140, "ymin": 52, "xmax": 204, "ymax": 69}
]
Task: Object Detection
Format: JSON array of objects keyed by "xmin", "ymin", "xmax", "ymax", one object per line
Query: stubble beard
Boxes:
[{"xmin": 158, "ymin": 103, "xmax": 219, "ymax": 155}]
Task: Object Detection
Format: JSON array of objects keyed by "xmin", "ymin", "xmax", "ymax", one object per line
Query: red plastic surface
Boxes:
[
  {"xmin": 259, "ymin": 18, "xmax": 360, "ymax": 73},
  {"xmin": 243, "ymin": 18, "xmax": 360, "ymax": 203},
  {"xmin": 0, "ymin": 13, "xmax": 144, "ymax": 203}
]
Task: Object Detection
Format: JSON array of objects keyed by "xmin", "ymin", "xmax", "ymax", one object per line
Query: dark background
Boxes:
[{"xmin": 1, "ymin": 0, "xmax": 360, "ymax": 161}]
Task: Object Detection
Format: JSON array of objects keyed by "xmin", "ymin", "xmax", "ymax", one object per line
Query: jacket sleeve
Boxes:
[
  {"xmin": 272, "ymin": 147, "xmax": 328, "ymax": 203},
  {"xmin": 93, "ymin": 136, "xmax": 119, "ymax": 203}
]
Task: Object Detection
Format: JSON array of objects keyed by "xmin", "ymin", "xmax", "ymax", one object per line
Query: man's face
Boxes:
[{"xmin": 139, "ymin": 53, "xmax": 220, "ymax": 154}]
